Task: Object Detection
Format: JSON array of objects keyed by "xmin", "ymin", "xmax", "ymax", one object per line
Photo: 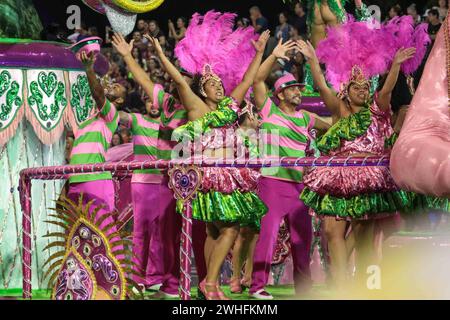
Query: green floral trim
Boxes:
[
  {"xmin": 70, "ymin": 74, "xmax": 94, "ymax": 124},
  {"xmin": 178, "ymin": 189, "xmax": 267, "ymax": 230},
  {"xmin": 0, "ymin": 70, "xmax": 23, "ymax": 130},
  {"xmin": 300, "ymin": 187, "xmax": 416, "ymax": 219},
  {"xmin": 300, "ymin": 187, "xmax": 449, "ymax": 219},
  {"xmin": 414, "ymin": 195, "xmax": 449, "ymax": 213},
  {"xmin": 384, "ymin": 132, "xmax": 399, "ymax": 149},
  {"xmin": 27, "ymin": 71, "xmax": 67, "ymax": 131},
  {"xmin": 316, "ymin": 105, "xmax": 372, "ymax": 154},
  {"xmin": 173, "ymin": 96, "xmax": 238, "ymax": 141}
]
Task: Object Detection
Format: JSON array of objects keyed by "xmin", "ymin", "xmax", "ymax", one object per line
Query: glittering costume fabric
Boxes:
[
  {"xmin": 174, "ymin": 97, "xmax": 267, "ymax": 228},
  {"xmin": 300, "ymin": 99, "xmax": 414, "ymax": 220}
]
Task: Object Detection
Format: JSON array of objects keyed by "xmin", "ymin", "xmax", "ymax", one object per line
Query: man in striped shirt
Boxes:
[
  {"xmin": 67, "ymin": 51, "xmax": 126, "ymax": 247},
  {"xmin": 112, "ymin": 33, "xmax": 201, "ymax": 299},
  {"xmin": 249, "ymin": 40, "xmax": 330, "ymax": 300}
]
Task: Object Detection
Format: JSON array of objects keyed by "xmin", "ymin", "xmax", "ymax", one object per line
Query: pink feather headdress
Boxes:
[
  {"xmin": 174, "ymin": 10, "xmax": 258, "ymax": 96},
  {"xmin": 381, "ymin": 15, "xmax": 431, "ymax": 75},
  {"xmin": 316, "ymin": 15, "xmax": 430, "ymax": 93}
]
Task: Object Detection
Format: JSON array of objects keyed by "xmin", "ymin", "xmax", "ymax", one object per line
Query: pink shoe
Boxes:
[
  {"xmin": 198, "ymin": 281, "xmax": 221, "ymax": 300},
  {"xmin": 230, "ymin": 277, "xmax": 243, "ymax": 294},
  {"xmin": 216, "ymin": 283, "xmax": 232, "ymax": 300},
  {"xmin": 241, "ymin": 278, "xmax": 251, "ymax": 289}
]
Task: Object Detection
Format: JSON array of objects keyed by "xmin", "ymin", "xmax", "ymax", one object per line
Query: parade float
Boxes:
[{"xmin": 0, "ymin": 0, "xmax": 163, "ymax": 297}]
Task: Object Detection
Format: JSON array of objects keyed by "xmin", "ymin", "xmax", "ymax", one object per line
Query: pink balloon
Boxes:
[{"xmin": 390, "ymin": 17, "xmax": 450, "ymax": 198}]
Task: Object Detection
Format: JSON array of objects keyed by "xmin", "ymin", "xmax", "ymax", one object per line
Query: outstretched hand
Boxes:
[
  {"xmin": 112, "ymin": 32, "xmax": 135, "ymax": 57},
  {"xmin": 144, "ymin": 34, "xmax": 164, "ymax": 56},
  {"xmin": 252, "ymin": 30, "xmax": 270, "ymax": 53},
  {"xmin": 272, "ymin": 39, "xmax": 296, "ymax": 61},
  {"xmin": 80, "ymin": 51, "xmax": 96, "ymax": 69},
  {"xmin": 393, "ymin": 47, "xmax": 416, "ymax": 65},
  {"xmin": 296, "ymin": 40, "xmax": 317, "ymax": 61}
]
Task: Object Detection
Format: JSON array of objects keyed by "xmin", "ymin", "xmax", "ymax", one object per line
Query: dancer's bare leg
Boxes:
[
  {"xmin": 232, "ymin": 227, "xmax": 256, "ymax": 279},
  {"xmin": 204, "ymin": 226, "xmax": 217, "ymax": 281},
  {"xmin": 323, "ymin": 217, "xmax": 348, "ymax": 291},
  {"xmin": 205, "ymin": 222, "xmax": 240, "ymax": 293},
  {"xmin": 243, "ymin": 232, "xmax": 259, "ymax": 284},
  {"xmin": 351, "ymin": 220, "xmax": 376, "ymax": 287}
]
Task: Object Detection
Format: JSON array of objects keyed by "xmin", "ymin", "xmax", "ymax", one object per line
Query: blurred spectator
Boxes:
[
  {"xmin": 236, "ymin": 17, "xmax": 250, "ymax": 28},
  {"xmin": 124, "ymin": 78, "xmax": 144, "ymax": 112},
  {"xmin": 275, "ymin": 12, "xmax": 293, "ymax": 43},
  {"xmin": 428, "ymin": 9, "xmax": 442, "ymax": 42},
  {"xmin": 136, "ymin": 19, "xmax": 147, "ymax": 34},
  {"xmin": 437, "ymin": 0, "xmax": 448, "ymax": 21},
  {"xmin": 88, "ymin": 26, "xmax": 98, "ymax": 37},
  {"xmin": 168, "ymin": 17, "xmax": 187, "ymax": 45},
  {"xmin": 120, "ymin": 129, "xmax": 132, "ymax": 144},
  {"xmin": 148, "ymin": 20, "xmax": 164, "ymax": 38},
  {"xmin": 385, "ymin": 4, "xmax": 403, "ymax": 22},
  {"xmin": 111, "ymin": 133, "xmax": 123, "ymax": 147},
  {"xmin": 132, "ymin": 31, "xmax": 147, "ymax": 53},
  {"xmin": 407, "ymin": 4, "xmax": 422, "ymax": 25},
  {"xmin": 293, "ymin": 2, "xmax": 307, "ymax": 38},
  {"xmin": 249, "ymin": 6, "xmax": 269, "ymax": 34},
  {"xmin": 66, "ymin": 22, "xmax": 87, "ymax": 43}
]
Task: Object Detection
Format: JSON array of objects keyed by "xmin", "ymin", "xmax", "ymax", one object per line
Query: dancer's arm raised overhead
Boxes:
[
  {"xmin": 111, "ymin": 32, "xmax": 156, "ymax": 102},
  {"xmin": 253, "ymin": 38, "xmax": 296, "ymax": 108},
  {"xmin": 80, "ymin": 51, "xmax": 106, "ymax": 110},
  {"xmin": 230, "ymin": 30, "xmax": 270, "ymax": 105},
  {"xmin": 296, "ymin": 40, "xmax": 341, "ymax": 116},
  {"xmin": 377, "ymin": 47, "xmax": 416, "ymax": 112},
  {"xmin": 144, "ymin": 35, "xmax": 208, "ymax": 120}
]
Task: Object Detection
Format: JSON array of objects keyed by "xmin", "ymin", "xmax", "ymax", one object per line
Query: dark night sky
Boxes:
[
  {"xmin": 32, "ymin": 0, "xmax": 430, "ymax": 39},
  {"xmin": 33, "ymin": 0, "xmax": 288, "ymax": 37}
]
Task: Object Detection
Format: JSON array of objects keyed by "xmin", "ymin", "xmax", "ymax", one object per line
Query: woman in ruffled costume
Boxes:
[
  {"xmin": 230, "ymin": 100, "xmax": 262, "ymax": 294},
  {"xmin": 296, "ymin": 17, "xmax": 424, "ymax": 290},
  {"xmin": 146, "ymin": 11, "xmax": 269, "ymax": 299}
]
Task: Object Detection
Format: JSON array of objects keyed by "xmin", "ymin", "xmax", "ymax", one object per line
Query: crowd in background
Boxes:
[
  {"xmin": 51, "ymin": 1, "xmax": 448, "ymax": 147},
  {"xmin": 50, "ymin": 0, "xmax": 448, "ymax": 232}
]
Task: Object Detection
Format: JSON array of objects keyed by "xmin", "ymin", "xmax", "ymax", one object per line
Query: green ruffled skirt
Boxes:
[
  {"xmin": 300, "ymin": 188, "xmax": 449, "ymax": 220},
  {"xmin": 177, "ymin": 190, "xmax": 268, "ymax": 230}
]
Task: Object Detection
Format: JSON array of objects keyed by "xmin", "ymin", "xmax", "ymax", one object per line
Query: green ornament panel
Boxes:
[
  {"xmin": 68, "ymin": 71, "xmax": 95, "ymax": 126},
  {"xmin": 0, "ymin": 69, "xmax": 23, "ymax": 131},
  {"xmin": 26, "ymin": 70, "xmax": 67, "ymax": 131}
]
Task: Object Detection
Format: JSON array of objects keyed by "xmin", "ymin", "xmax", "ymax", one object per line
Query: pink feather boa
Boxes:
[
  {"xmin": 174, "ymin": 10, "xmax": 258, "ymax": 96},
  {"xmin": 316, "ymin": 15, "xmax": 431, "ymax": 91}
]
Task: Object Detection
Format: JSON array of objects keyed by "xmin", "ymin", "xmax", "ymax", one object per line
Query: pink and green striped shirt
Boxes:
[
  {"xmin": 259, "ymin": 97, "xmax": 315, "ymax": 183},
  {"xmin": 69, "ymin": 99, "xmax": 119, "ymax": 184},
  {"xmin": 126, "ymin": 84, "xmax": 187, "ymax": 184}
]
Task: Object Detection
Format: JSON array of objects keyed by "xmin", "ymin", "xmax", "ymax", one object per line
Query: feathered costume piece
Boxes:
[
  {"xmin": 174, "ymin": 10, "xmax": 258, "ymax": 96},
  {"xmin": 43, "ymin": 195, "xmax": 143, "ymax": 300},
  {"xmin": 316, "ymin": 15, "xmax": 430, "ymax": 93}
]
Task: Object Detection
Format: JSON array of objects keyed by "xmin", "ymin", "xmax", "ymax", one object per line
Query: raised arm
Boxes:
[
  {"xmin": 230, "ymin": 30, "xmax": 270, "ymax": 104},
  {"xmin": 168, "ymin": 20, "xmax": 185, "ymax": 41},
  {"xmin": 80, "ymin": 51, "xmax": 105, "ymax": 109},
  {"xmin": 296, "ymin": 40, "xmax": 341, "ymax": 116},
  {"xmin": 377, "ymin": 47, "xmax": 416, "ymax": 111},
  {"xmin": 253, "ymin": 39, "xmax": 296, "ymax": 108},
  {"xmin": 144, "ymin": 35, "xmax": 208, "ymax": 117},
  {"xmin": 111, "ymin": 32, "xmax": 156, "ymax": 102}
]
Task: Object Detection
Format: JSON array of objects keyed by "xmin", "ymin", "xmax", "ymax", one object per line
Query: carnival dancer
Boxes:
[
  {"xmin": 67, "ymin": 51, "xmax": 126, "ymax": 253},
  {"xmin": 230, "ymin": 100, "xmax": 263, "ymax": 294},
  {"xmin": 147, "ymin": 11, "xmax": 270, "ymax": 300},
  {"xmin": 249, "ymin": 39, "xmax": 330, "ymax": 300},
  {"xmin": 296, "ymin": 17, "xmax": 421, "ymax": 291},
  {"xmin": 111, "ymin": 32, "xmax": 195, "ymax": 298}
]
